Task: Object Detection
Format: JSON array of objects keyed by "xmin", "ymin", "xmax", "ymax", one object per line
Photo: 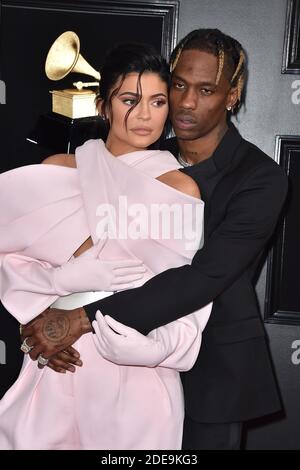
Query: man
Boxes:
[{"xmin": 20, "ymin": 29, "xmax": 288, "ymax": 449}]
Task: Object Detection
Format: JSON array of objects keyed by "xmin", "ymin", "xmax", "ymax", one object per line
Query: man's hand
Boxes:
[
  {"xmin": 47, "ymin": 346, "xmax": 83, "ymax": 373},
  {"xmin": 20, "ymin": 306, "xmax": 92, "ymax": 366}
]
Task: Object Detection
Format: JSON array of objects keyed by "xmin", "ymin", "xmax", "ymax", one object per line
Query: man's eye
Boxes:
[
  {"xmin": 201, "ymin": 89, "xmax": 213, "ymax": 96},
  {"xmin": 172, "ymin": 82, "xmax": 185, "ymax": 90}
]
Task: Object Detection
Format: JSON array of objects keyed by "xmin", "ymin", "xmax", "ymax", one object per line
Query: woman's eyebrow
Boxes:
[
  {"xmin": 150, "ymin": 93, "xmax": 167, "ymax": 98},
  {"xmin": 118, "ymin": 91, "xmax": 167, "ymax": 98},
  {"xmin": 119, "ymin": 92, "xmax": 139, "ymax": 97}
]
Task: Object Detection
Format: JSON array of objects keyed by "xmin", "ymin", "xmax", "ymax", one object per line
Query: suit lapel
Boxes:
[
  {"xmin": 162, "ymin": 124, "xmax": 250, "ymax": 239},
  {"xmin": 205, "ymin": 140, "xmax": 250, "ymax": 238}
]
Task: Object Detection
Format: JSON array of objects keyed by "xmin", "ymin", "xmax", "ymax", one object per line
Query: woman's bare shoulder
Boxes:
[
  {"xmin": 157, "ymin": 170, "xmax": 201, "ymax": 199},
  {"xmin": 41, "ymin": 154, "xmax": 76, "ymax": 168}
]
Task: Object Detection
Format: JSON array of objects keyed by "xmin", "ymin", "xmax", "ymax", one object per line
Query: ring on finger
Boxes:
[
  {"xmin": 37, "ymin": 354, "xmax": 49, "ymax": 366},
  {"xmin": 20, "ymin": 337, "xmax": 33, "ymax": 354}
]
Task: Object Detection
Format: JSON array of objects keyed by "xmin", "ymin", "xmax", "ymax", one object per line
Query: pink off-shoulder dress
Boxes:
[{"xmin": 0, "ymin": 140, "xmax": 212, "ymax": 449}]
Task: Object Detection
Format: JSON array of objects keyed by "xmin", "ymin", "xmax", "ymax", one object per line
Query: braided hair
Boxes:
[{"xmin": 170, "ymin": 29, "xmax": 247, "ymax": 113}]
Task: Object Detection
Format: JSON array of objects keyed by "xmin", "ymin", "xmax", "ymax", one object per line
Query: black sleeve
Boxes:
[{"xmin": 85, "ymin": 163, "xmax": 288, "ymax": 334}]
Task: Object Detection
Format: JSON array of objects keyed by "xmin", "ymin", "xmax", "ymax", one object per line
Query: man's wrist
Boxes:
[{"xmin": 77, "ymin": 307, "xmax": 93, "ymax": 334}]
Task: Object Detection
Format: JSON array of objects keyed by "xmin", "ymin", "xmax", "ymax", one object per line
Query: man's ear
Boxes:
[{"xmin": 226, "ymin": 86, "xmax": 238, "ymax": 110}]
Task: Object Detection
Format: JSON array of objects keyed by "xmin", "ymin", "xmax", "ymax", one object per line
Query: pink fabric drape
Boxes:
[{"xmin": 0, "ymin": 140, "xmax": 212, "ymax": 449}]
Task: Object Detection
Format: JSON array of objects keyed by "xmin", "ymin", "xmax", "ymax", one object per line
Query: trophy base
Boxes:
[
  {"xmin": 50, "ymin": 88, "xmax": 98, "ymax": 119},
  {"xmin": 27, "ymin": 112, "xmax": 108, "ymax": 154}
]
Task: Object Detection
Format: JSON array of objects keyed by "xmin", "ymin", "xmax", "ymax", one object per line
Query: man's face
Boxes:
[{"xmin": 169, "ymin": 49, "xmax": 237, "ymax": 141}]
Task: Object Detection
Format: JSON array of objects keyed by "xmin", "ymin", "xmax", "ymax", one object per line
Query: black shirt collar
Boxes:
[{"xmin": 162, "ymin": 123, "xmax": 242, "ymax": 172}]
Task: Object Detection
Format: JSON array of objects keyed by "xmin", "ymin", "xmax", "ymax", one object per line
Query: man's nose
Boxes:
[{"xmin": 179, "ymin": 88, "xmax": 197, "ymax": 110}]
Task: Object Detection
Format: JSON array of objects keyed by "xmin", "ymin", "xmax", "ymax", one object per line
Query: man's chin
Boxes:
[
  {"xmin": 175, "ymin": 131, "xmax": 200, "ymax": 141},
  {"xmin": 171, "ymin": 125, "xmax": 200, "ymax": 141}
]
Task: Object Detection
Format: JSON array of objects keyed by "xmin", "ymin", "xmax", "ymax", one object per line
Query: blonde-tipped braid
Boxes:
[
  {"xmin": 170, "ymin": 46, "xmax": 183, "ymax": 72},
  {"xmin": 215, "ymin": 47, "xmax": 225, "ymax": 85},
  {"xmin": 230, "ymin": 50, "xmax": 245, "ymax": 107},
  {"xmin": 236, "ymin": 75, "xmax": 245, "ymax": 105}
]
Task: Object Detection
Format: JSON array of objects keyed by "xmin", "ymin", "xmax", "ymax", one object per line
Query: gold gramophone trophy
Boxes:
[{"xmin": 45, "ymin": 31, "xmax": 100, "ymax": 119}]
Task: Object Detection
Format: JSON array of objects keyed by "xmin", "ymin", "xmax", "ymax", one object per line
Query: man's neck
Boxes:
[{"xmin": 178, "ymin": 124, "xmax": 228, "ymax": 165}]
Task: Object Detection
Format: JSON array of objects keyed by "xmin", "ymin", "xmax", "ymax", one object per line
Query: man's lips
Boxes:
[{"xmin": 173, "ymin": 114, "xmax": 197, "ymax": 130}]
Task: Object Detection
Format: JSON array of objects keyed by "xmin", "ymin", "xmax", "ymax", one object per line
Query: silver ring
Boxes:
[
  {"xmin": 37, "ymin": 354, "xmax": 49, "ymax": 366},
  {"xmin": 20, "ymin": 337, "xmax": 33, "ymax": 354}
]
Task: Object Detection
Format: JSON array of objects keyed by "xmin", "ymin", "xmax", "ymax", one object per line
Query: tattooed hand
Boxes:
[
  {"xmin": 47, "ymin": 345, "xmax": 83, "ymax": 374},
  {"xmin": 20, "ymin": 307, "xmax": 92, "ymax": 367}
]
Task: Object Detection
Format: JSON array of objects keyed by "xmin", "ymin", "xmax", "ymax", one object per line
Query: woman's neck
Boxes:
[{"xmin": 105, "ymin": 134, "xmax": 146, "ymax": 157}]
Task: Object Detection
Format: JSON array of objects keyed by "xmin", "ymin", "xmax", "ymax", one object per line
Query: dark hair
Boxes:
[
  {"xmin": 96, "ymin": 42, "xmax": 170, "ymax": 128},
  {"xmin": 170, "ymin": 29, "xmax": 247, "ymax": 113}
]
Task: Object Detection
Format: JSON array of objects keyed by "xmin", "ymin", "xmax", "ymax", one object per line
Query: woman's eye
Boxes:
[
  {"xmin": 152, "ymin": 99, "xmax": 167, "ymax": 107},
  {"xmin": 122, "ymin": 98, "xmax": 136, "ymax": 106}
]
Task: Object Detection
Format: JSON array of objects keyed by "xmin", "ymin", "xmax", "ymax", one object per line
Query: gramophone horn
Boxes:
[{"xmin": 45, "ymin": 31, "xmax": 100, "ymax": 81}]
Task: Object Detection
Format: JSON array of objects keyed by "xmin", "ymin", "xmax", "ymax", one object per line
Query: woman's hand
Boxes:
[
  {"xmin": 54, "ymin": 253, "xmax": 146, "ymax": 295},
  {"xmin": 92, "ymin": 311, "xmax": 168, "ymax": 367},
  {"xmin": 53, "ymin": 235, "xmax": 146, "ymax": 295},
  {"xmin": 20, "ymin": 306, "xmax": 92, "ymax": 367}
]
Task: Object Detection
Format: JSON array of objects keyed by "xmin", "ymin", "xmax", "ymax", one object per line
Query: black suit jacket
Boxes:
[{"xmin": 85, "ymin": 124, "xmax": 288, "ymax": 422}]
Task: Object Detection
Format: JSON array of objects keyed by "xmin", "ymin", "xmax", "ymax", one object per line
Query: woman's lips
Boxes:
[{"xmin": 130, "ymin": 128, "xmax": 153, "ymax": 136}]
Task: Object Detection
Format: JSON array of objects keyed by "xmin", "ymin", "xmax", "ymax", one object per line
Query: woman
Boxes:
[{"xmin": 0, "ymin": 43, "xmax": 212, "ymax": 449}]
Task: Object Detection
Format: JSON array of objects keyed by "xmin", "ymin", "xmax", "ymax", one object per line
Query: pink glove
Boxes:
[
  {"xmin": 53, "ymin": 237, "xmax": 145, "ymax": 294},
  {"xmin": 0, "ymin": 237, "xmax": 145, "ymax": 323},
  {"xmin": 1, "ymin": 238, "xmax": 145, "ymax": 297},
  {"xmin": 92, "ymin": 301, "xmax": 212, "ymax": 371},
  {"xmin": 92, "ymin": 312, "xmax": 168, "ymax": 367}
]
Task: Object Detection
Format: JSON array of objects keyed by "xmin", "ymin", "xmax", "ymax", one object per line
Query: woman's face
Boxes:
[{"xmin": 105, "ymin": 72, "xmax": 168, "ymax": 155}]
